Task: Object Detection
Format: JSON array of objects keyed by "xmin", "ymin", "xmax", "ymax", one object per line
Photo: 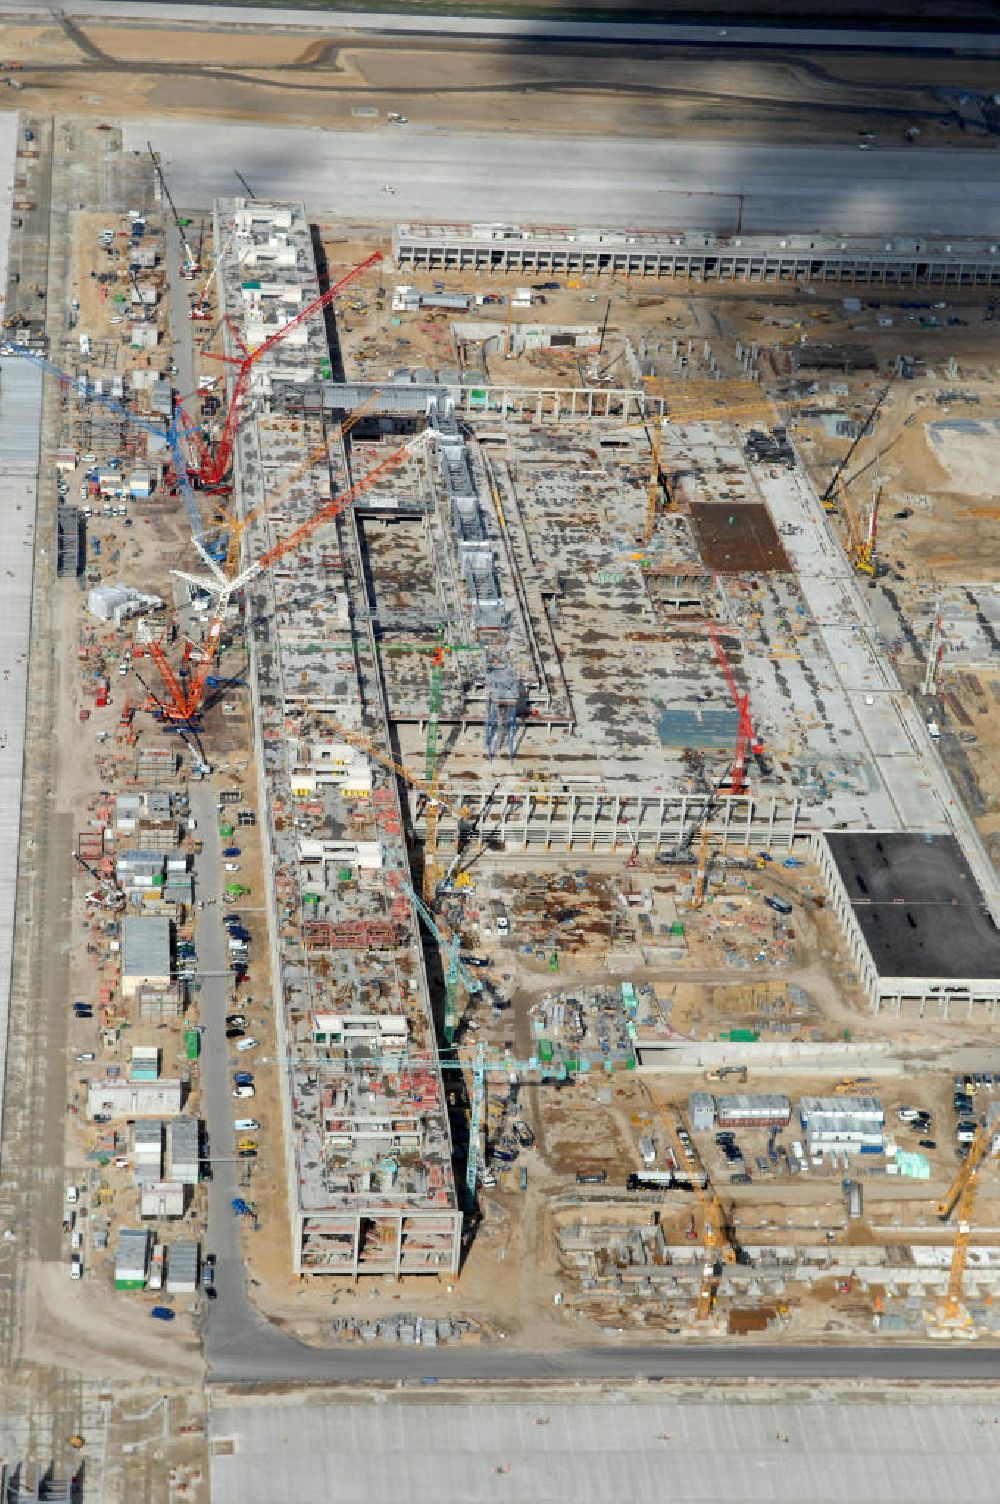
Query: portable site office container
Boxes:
[
  {"xmin": 715, "ymin": 1094, "xmax": 791, "ymax": 1129},
  {"xmin": 114, "ymin": 1228, "xmax": 149, "ymax": 1290},
  {"xmin": 688, "ymin": 1092, "xmax": 716, "ymax": 1132}
]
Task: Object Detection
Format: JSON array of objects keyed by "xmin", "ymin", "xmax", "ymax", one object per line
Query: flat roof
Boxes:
[
  {"xmin": 825, "ymin": 831, "xmax": 1000, "ymax": 982},
  {"xmin": 122, "ymin": 914, "xmax": 172, "ymax": 977}
]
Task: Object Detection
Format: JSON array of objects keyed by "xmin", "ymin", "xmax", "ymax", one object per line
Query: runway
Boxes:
[
  {"xmin": 129, "ymin": 122, "xmax": 1000, "ymax": 236},
  {"xmin": 3, "ymin": 0, "xmax": 1000, "ymax": 53}
]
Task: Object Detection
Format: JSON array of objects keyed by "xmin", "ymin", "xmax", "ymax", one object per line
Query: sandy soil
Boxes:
[
  {"xmin": 2, "ymin": 19, "xmax": 999, "ymax": 143},
  {"xmin": 25, "ymin": 1263, "xmax": 205, "ymax": 1381}
]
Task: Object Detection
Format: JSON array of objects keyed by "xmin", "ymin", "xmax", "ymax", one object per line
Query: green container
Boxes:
[
  {"xmin": 184, "ymin": 1029, "xmax": 200, "ymax": 1061},
  {"xmin": 538, "ymin": 1039, "xmax": 553, "ymax": 1064},
  {"xmin": 564, "ymin": 1057, "xmax": 579, "ymax": 1074},
  {"xmin": 337, "ymin": 867, "xmax": 352, "ymax": 882},
  {"xmin": 219, "ymin": 825, "xmax": 234, "ymax": 838},
  {"xmin": 670, "ymin": 921, "xmax": 685, "ymax": 936},
  {"xmin": 724, "ymin": 1028, "xmax": 759, "ymax": 1043}
]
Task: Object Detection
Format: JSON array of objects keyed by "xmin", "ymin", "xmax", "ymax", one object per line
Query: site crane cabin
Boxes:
[
  {"xmin": 145, "ymin": 433, "xmax": 429, "ymax": 726},
  {"xmin": 192, "ymin": 250, "xmax": 383, "ymax": 492}
]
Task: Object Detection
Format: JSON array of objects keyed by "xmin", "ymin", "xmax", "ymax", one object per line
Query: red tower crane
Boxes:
[
  {"xmin": 140, "ymin": 433, "xmax": 425, "ymax": 726},
  {"xmin": 191, "ymin": 250, "xmax": 382, "ymax": 491},
  {"xmin": 706, "ymin": 623, "xmax": 761, "ymax": 797}
]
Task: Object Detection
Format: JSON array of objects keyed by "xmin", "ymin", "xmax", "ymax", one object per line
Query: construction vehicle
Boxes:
[
  {"xmin": 212, "ymin": 395, "xmax": 383, "ymax": 576},
  {"xmin": 833, "ymin": 1077, "xmax": 877, "ymax": 1095},
  {"xmin": 934, "ymin": 1121, "xmax": 995, "ymax": 1324},
  {"xmin": 190, "ymin": 224, "xmax": 240, "ymax": 321},
  {"xmin": 706, "ymin": 1066, "xmax": 748, "ymax": 1084}
]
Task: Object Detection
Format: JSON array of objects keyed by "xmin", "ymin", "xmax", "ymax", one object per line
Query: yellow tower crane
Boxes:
[
  {"xmin": 934, "ymin": 1121, "xmax": 995, "ymax": 1325},
  {"xmin": 644, "ymin": 421, "xmax": 665, "ymax": 543},
  {"xmin": 690, "ymin": 822, "xmax": 711, "ymax": 909},
  {"xmin": 665, "ymin": 1119, "xmax": 737, "ymax": 1320}
]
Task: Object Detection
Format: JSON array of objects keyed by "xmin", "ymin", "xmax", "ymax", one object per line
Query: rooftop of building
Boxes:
[
  {"xmin": 825, "ymin": 830, "xmax": 1000, "ymax": 982},
  {"xmin": 121, "ymin": 913, "xmax": 172, "ymax": 976}
]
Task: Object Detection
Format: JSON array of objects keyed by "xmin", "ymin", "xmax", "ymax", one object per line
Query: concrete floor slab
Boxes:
[{"xmin": 209, "ymin": 1395, "xmax": 1000, "ymax": 1504}]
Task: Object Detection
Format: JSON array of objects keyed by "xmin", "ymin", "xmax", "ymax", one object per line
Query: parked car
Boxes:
[
  {"xmin": 233, "ymin": 1072, "xmax": 254, "ymax": 1086},
  {"xmin": 919, "ymin": 1139, "xmax": 937, "ymax": 1150},
  {"xmin": 233, "ymin": 1118, "xmax": 260, "ymax": 1132},
  {"xmin": 69, "ymin": 1253, "xmax": 82, "ymax": 1279},
  {"xmin": 65, "ymin": 1185, "xmax": 79, "ymax": 1205},
  {"xmin": 75, "ymin": 1051, "xmax": 95, "ymax": 1062},
  {"xmin": 224, "ymin": 863, "xmax": 240, "ymax": 873},
  {"xmin": 225, "ymin": 1026, "xmax": 245, "ymax": 1040},
  {"xmin": 226, "ymin": 1014, "xmax": 247, "ymax": 1029},
  {"xmin": 222, "ymin": 847, "xmax": 241, "ymax": 858},
  {"xmin": 232, "ymin": 1084, "xmax": 255, "ymax": 1099},
  {"xmin": 150, "ymin": 1306, "xmax": 175, "ymax": 1321},
  {"xmin": 236, "ymin": 1038, "xmax": 258, "ymax": 1053}
]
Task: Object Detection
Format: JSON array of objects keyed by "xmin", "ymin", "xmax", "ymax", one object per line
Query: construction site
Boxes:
[{"xmin": 2, "ymin": 66, "xmax": 1000, "ymax": 1499}]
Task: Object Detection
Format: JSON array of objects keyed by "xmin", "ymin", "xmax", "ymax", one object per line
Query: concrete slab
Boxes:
[
  {"xmin": 209, "ymin": 1396, "xmax": 1000, "ymax": 1504},
  {"xmin": 0, "ymin": 358, "xmax": 41, "ymax": 1144}
]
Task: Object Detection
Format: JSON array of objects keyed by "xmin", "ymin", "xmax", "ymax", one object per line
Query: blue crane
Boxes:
[
  {"xmin": 7, "ymin": 345, "xmax": 206, "ymax": 542},
  {"xmin": 399, "ymin": 879, "xmax": 481, "ymax": 1046}
]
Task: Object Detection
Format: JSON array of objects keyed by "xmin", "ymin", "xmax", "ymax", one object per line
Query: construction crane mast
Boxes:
[
  {"xmin": 935, "ymin": 1121, "xmax": 994, "ymax": 1323},
  {"xmin": 644, "ymin": 421, "xmax": 667, "ymax": 544}
]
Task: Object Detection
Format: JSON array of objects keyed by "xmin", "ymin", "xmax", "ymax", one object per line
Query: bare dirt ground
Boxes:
[
  {"xmin": 2, "ymin": 18, "xmax": 999, "ymax": 143},
  {"xmin": 25, "ymin": 1263, "xmax": 204, "ymax": 1382}
]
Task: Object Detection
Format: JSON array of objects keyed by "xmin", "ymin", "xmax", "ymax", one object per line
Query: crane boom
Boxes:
[
  {"xmin": 7, "ymin": 345, "xmax": 205, "ymax": 542},
  {"xmin": 706, "ymin": 624, "xmax": 759, "ymax": 796},
  {"xmin": 936, "ymin": 1122, "xmax": 994, "ymax": 1322},
  {"xmin": 150, "ymin": 435, "xmax": 426, "ymax": 723},
  {"xmin": 201, "ymin": 250, "xmax": 382, "ymax": 490},
  {"xmin": 241, "ymin": 434, "xmax": 418, "ymax": 585},
  {"xmin": 822, "ymin": 382, "xmax": 891, "ymax": 503},
  {"xmin": 147, "ymin": 141, "xmax": 199, "ymax": 274}
]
